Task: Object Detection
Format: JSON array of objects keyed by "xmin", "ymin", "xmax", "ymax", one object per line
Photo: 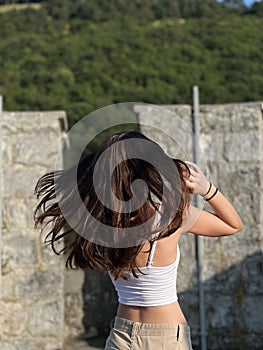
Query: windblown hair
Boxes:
[{"xmin": 34, "ymin": 130, "xmax": 190, "ymax": 279}]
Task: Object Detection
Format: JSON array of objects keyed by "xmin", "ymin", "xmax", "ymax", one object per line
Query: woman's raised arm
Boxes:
[{"xmin": 181, "ymin": 162, "xmax": 243, "ymax": 237}]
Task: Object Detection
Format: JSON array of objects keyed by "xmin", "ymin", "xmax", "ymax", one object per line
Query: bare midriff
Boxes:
[{"xmin": 117, "ymin": 300, "xmax": 188, "ymax": 325}]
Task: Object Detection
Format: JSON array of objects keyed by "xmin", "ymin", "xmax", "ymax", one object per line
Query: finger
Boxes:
[
  {"xmin": 182, "ymin": 169, "xmax": 190, "ymax": 178},
  {"xmin": 188, "ymin": 175, "xmax": 196, "ymax": 182},
  {"xmin": 183, "ymin": 168, "xmax": 197, "ymax": 181},
  {"xmin": 185, "ymin": 161, "xmax": 199, "ymax": 174},
  {"xmin": 187, "ymin": 166, "xmax": 198, "ymax": 178},
  {"xmin": 186, "ymin": 161, "xmax": 200, "ymax": 173}
]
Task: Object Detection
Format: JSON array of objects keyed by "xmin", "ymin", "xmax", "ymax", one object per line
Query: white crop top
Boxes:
[{"xmin": 109, "ymin": 211, "xmax": 180, "ymax": 307}]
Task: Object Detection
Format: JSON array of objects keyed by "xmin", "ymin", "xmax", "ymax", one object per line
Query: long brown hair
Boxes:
[{"xmin": 34, "ymin": 130, "xmax": 190, "ymax": 279}]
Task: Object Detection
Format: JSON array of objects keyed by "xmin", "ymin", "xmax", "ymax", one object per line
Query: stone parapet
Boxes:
[
  {"xmin": 134, "ymin": 102, "xmax": 263, "ymax": 350},
  {"xmin": 1, "ymin": 103, "xmax": 262, "ymax": 350},
  {"xmin": 0, "ymin": 111, "xmax": 67, "ymax": 350}
]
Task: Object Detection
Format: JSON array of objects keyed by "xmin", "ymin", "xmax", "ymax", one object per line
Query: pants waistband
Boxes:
[{"xmin": 113, "ymin": 317, "xmax": 191, "ymax": 339}]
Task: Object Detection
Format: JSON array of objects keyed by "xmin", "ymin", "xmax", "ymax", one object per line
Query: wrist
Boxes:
[
  {"xmin": 201, "ymin": 182, "xmax": 212, "ymax": 197},
  {"xmin": 203, "ymin": 184, "xmax": 218, "ymax": 201}
]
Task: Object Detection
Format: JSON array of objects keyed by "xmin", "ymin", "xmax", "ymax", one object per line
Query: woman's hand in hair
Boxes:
[
  {"xmin": 181, "ymin": 161, "xmax": 243, "ymax": 237},
  {"xmin": 183, "ymin": 162, "xmax": 210, "ymax": 196}
]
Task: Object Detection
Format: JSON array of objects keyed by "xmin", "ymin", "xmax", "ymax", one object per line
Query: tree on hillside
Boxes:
[
  {"xmin": 0, "ymin": 0, "xmax": 262, "ymax": 127},
  {"xmin": 248, "ymin": 0, "xmax": 263, "ymax": 15},
  {"xmin": 0, "ymin": 0, "xmax": 41, "ymax": 3}
]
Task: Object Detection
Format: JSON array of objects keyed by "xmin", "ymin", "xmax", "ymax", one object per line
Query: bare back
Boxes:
[{"xmin": 117, "ymin": 227, "xmax": 188, "ymax": 325}]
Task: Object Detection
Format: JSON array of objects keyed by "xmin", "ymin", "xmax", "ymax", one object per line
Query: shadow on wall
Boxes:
[
  {"xmin": 82, "ymin": 269, "xmax": 118, "ymax": 348},
  {"xmin": 82, "ymin": 250, "xmax": 263, "ymax": 350}
]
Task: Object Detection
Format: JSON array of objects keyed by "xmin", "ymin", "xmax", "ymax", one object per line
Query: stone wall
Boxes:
[
  {"xmin": 199, "ymin": 103, "xmax": 263, "ymax": 350},
  {"xmin": 136, "ymin": 102, "xmax": 263, "ymax": 349},
  {"xmin": 82, "ymin": 102, "xmax": 263, "ymax": 350},
  {"xmin": 0, "ymin": 112, "xmax": 68, "ymax": 350},
  {"xmin": 1, "ymin": 103, "xmax": 262, "ymax": 350}
]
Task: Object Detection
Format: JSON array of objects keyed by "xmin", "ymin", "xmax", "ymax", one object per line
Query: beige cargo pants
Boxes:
[{"xmin": 104, "ymin": 317, "xmax": 193, "ymax": 350}]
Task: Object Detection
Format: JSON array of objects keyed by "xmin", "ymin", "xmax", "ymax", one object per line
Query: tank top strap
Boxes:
[
  {"xmin": 147, "ymin": 208, "xmax": 162, "ymax": 267},
  {"xmin": 147, "ymin": 241, "xmax": 158, "ymax": 267}
]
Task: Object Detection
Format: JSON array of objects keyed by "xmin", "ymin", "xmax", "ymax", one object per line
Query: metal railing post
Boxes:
[
  {"xmin": 0, "ymin": 95, "xmax": 3, "ymax": 279},
  {"xmin": 192, "ymin": 86, "xmax": 207, "ymax": 350}
]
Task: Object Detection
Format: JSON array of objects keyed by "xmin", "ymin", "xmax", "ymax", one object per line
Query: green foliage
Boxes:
[
  {"xmin": 0, "ymin": 0, "xmax": 262, "ymax": 128},
  {"xmin": 248, "ymin": 0, "xmax": 263, "ymax": 15}
]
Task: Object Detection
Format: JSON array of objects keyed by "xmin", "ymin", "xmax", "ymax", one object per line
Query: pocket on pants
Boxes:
[{"xmin": 104, "ymin": 328, "xmax": 132, "ymax": 350}]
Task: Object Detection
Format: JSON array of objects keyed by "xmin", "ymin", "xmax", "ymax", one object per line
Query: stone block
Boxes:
[
  {"xmin": 202, "ymin": 228, "xmax": 261, "ymax": 296},
  {"xmin": 0, "ymin": 301, "xmax": 4, "ymax": 338},
  {"xmin": 0, "ymin": 339, "xmax": 63, "ymax": 350},
  {"xmin": 177, "ymin": 234, "xmax": 197, "ymax": 292},
  {"xmin": 224, "ymin": 131, "xmax": 260, "ymax": 162},
  {"xmin": 1, "ymin": 273, "xmax": 16, "ymax": 300},
  {"xmin": 204, "ymin": 263, "xmax": 242, "ymax": 295},
  {"xmin": 243, "ymin": 296, "xmax": 263, "ymax": 332},
  {"xmin": 2, "ymin": 234, "xmax": 38, "ymax": 269},
  {"xmin": 199, "ymin": 103, "xmax": 261, "ymax": 134},
  {"xmin": 200, "ymin": 105, "xmax": 234, "ymax": 133},
  {"xmin": 165, "ymin": 105, "xmax": 192, "ymax": 125},
  {"xmin": 206, "ymin": 294, "xmax": 236, "ymax": 328},
  {"xmin": 241, "ymin": 251, "xmax": 263, "ymax": 295},
  {"xmin": 39, "ymin": 233, "xmax": 64, "ymax": 266},
  {"xmin": 83, "ymin": 270, "xmax": 117, "ymax": 337},
  {"xmin": 16, "ymin": 269, "xmax": 62, "ymax": 300},
  {"xmin": 64, "ymin": 267, "xmax": 84, "ymax": 294},
  {"xmin": 138, "ymin": 104, "xmax": 193, "ymax": 160},
  {"xmin": 206, "ymin": 329, "xmax": 247, "ymax": 350},
  {"xmin": 2, "ymin": 197, "xmax": 29, "ymax": 230},
  {"xmin": 2, "ymin": 166, "xmax": 49, "ymax": 199},
  {"xmin": 0, "ymin": 342, "xmax": 17, "ymax": 350},
  {"xmin": 7, "ymin": 131, "xmax": 61, "ymax": 168},
  {"xmin": 199, "ymin": 133, "xmax": 223, "ymax": 162},
  {"xmin": 2, "ymin": 139, "xmax": 14, "ymax": 166},
  {"xmin": 140, "ymin": 124, "xmax": 193, "ymax": 160},
  {"xmin": 28, "ymin": 197, "xmax": 43, "ymax": 229},
  {"xmin": 213, "ymin": 230, "xmax": 260, "ymax": 268},
  {"xmin": 28, "ymin": 300, "xmax": 63, "ymax": 336},
  {"xmin": 134, "ymin": 104, "xmax": 191, "ymax": 124},
  {"xmin": 2, "ymin": 111, "xmax": 66, "ymax": 136},
  {"xmin": 230, "ymin": 104, "xmax": 261, "ymax": 132},
  {"xmin": 202, "ymin": 237, "xmax": 226, "ymax": 280},
  {"xmin": 218, "ymin": 162, "xmax": 261, "ymax": 192},
  {"xmin": 40, "ymin": 243, "xmax": 64, "ymax": 266},
  {"xmin": 178, "ymin": 289, "xmax": 199, "ymax": 330},
  {"xmin": 205, "ymin": 161, "xmax": 218, "ymax": 185},
  {"xmin": 2, "ymin": 302, "xmax": 28, "ymax": 336},
  {"xmin": 232, "ymin": 192, "xmax": 260, "ymax": 225},
  {"xmin": 64, "ymin": 292, "xmax": 84, "ymax": 340},
  {"xmin": 224, "ymin": 225, "xmax": 261, "ymax": 251}
]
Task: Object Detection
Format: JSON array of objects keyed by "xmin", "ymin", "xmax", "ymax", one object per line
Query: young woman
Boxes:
[{"xmin": 34, "ymin": 130, "xmax": 242, "ymax": 350}]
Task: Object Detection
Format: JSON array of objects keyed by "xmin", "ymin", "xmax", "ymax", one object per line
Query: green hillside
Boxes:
[{"xmin": 0, "ymin": 0, "xmax": 262, "ymax": 126}]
